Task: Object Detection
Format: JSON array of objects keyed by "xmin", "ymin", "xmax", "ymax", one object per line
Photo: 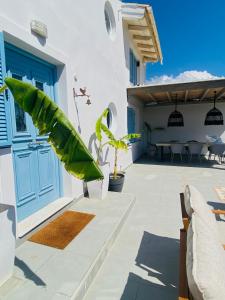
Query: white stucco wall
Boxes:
[
  {"xmin": 0, "ymin": 0, "xmax": 147, "ymax": 203},
  {"xmin": 144, "ymin": 102, "xmax": 225, "ymax": 145}
]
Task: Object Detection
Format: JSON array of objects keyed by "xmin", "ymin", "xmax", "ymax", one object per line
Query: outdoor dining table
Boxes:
[{"xmin": 155, "ymin": 142, "xmax": 208, "ymax": 161}]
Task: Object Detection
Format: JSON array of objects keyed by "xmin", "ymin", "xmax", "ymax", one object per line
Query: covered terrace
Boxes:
[{"xmin": 128, "ymin": 79, "xmax": 225, "ymax": 163}]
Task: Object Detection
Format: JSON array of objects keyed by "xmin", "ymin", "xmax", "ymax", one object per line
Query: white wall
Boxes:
[
  {"xmin": 0, "ymin": 0, "xmax": 138, "ymax": 200},
  {"xmin": 144, "ymin": 102, "xmax": 225, "ymax": 144}
]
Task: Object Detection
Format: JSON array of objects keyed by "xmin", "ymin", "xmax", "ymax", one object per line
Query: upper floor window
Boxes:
[
  {"xmin": 129, "ymin": 49, "xmax": 139, "ymax": 85},
  {"xmin": 104, "ymin": 1, "xmax": 116, "ymax": 40}
]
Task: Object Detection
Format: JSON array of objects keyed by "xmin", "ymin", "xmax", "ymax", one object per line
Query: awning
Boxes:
[
  {"xmin": 127, "ymin": 79, "xmax": 225, "ymax": 106},
  {"xmin": 122, "ymin": 3, "xmax": 162, "ymax": 64}
]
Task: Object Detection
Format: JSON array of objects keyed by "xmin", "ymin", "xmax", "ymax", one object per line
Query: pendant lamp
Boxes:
[
  {"xmin": 168, "ymin": 94, "xmax": 184, "ymax": 127},
  {"xmin": 204, "ymin": 91, "xmax": 223, "ymax": 125}
]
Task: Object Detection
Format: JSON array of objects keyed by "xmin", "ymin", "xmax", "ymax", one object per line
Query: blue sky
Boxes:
[{"xmin": 123, "ymin": 0, "xmax": 225, "ymax": 82}]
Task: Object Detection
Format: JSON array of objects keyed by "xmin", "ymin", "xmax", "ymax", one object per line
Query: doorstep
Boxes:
[
  {"xmin": 0, "ymin": 192, "xmax": 135, "ymax": 300},
  {"xmin": 17, "ymin": 197, "xmax": 74, "ymax": 238}
]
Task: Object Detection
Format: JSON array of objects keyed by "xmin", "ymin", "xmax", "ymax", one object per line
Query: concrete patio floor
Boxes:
[
  {"xmin": 84, "ymin": 158, "xmax": 225, "ymax": 300},
  {"xmin": 0, "ymin": 193, "xmax": 135, "ymax": 300},
  {"xmin": 1, "ymin": 158, "xmax": 225, "ymax": 300}
]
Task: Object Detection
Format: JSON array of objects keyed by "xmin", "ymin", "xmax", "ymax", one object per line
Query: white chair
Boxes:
[
  {"xmin": 209, "ymin": 144, "xmax": 225, "ymax": 164},
  {"xmin": 187, "ymin": 143, "xmax": 203, "ymax": 161},
  {"xmin": 170, "ymin": 143, "xmax": 184, "ymax": 162}
]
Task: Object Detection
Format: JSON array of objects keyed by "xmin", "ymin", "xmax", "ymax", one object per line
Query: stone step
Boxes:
[{"xmin": 0, "ymin": 192, "xmax": 135, "ymax": 300}]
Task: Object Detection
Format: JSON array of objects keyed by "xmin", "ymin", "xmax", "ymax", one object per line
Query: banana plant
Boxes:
[
  {"xmin": 0, "ymin": 78, "xmax": 103, "ymax": 182},
  {"xmin": 101, "ymin": 126, "xmax": 141, "ymax": 179},
  {"xmin": 95, "ymin": 108, "xmax": 108, "ymax": 164}
]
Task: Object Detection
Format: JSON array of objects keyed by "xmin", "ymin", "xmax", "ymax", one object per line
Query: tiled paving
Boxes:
[
  {"xmin": 1, "ymin": 158, "xmax": 225, "ymax": 300},
  {"xmin": 0, "ymin": 192, "xmax": 135, "ymax": 300},
  {"xmin": 84, "ymin": 158, "xmax": 225, "ymax": 300}
]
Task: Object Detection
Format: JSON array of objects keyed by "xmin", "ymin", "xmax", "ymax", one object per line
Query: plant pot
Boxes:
[
  {"xmin": 87, "ymin": 162, "xmax": 110, "ymax": 200},
  {"xmin": 108, "ymin": 172, "xmax": 125, "ymax": 192},
  {"xmin": 0, "ymin": 204, "xmax": 16, "ymax": 286}
]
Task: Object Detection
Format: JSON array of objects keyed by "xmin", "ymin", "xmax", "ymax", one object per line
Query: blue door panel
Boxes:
[
  {"xmin": 14, "ymin": 150, "xmax": 36, "ymax": 203},
  {"xmin": 13, "ymin": 149, "xmax": 37, "ymax": 221},
  {"xmin": 37, "ymin": 146, "xmax": 56, "ymax": 196},
  {"xmin": 5, "ymin": 44, "xmax": 61, "ymax": 221}
]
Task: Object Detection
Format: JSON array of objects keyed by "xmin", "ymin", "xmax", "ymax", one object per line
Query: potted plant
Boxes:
[
  {"xmin": 104, "ymin": 130, "xmax": 141, "ymax": 192},
  {"xmin": 87, "ymin": 108, "xmax": 112, "ymax": 199}
]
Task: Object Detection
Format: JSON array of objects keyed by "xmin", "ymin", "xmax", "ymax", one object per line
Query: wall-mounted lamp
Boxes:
[
  {"xmin": 73, "ymin": 87, "xmax": 91, "ymax": 105},
  {"xmin": 30, "ymin": 20, "xmax": 48, "ymax": 38}
]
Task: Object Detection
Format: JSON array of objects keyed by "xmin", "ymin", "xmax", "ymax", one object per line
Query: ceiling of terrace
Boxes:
[{"xmin": 127, "ymin": 79, "xmax": 225, "ymax": 107}]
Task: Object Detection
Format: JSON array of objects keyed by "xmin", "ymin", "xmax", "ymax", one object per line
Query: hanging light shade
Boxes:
[
  {"xmin": 204, "ymin": 91, "xmax": 223, "ymax": 125},
  {"xmin": 168, "ymin": 94, "xmax": 184, "ymax": 127}
]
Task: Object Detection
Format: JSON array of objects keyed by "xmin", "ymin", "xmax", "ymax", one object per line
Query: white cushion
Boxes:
[
  {"xmin": 184, "ymin": 185, "xmax": 192, "ymax": 217},
  {"xmin": 184, "ymin": 185, "xmax": 220, "ymax": 240},
  {"xmin": 186, "ymin": 213, "xmax": 225, "ymax": 300}
]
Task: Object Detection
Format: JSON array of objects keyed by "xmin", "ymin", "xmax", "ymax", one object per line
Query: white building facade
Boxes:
[{"xmin": 0, "ymin": 0, "xmax": 162, "ymax": 236}]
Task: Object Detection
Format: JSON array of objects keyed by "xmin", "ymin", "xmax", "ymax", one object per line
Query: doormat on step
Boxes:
[
  {"xmin": 29, "ymin": 211, "xmax": 95, "ymax": 249},
  {"xmin": 214, "ymin": 186, "xmax": 225, "ymax": 202}
]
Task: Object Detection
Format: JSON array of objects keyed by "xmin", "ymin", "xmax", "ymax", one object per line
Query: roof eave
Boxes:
[{"xmin": 122, "ymin": 3, "xmax": 163, "ymax": 64}]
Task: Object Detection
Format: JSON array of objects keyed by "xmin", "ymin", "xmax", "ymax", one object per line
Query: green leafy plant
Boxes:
[
  {"xmin": 0, "ymin": 78, "xmax": 103, "ymax": 182},
  {"xmin": 101, "ymin": 126, "xmax": 141, "ymax": 179},
  {"xmin": 95, "ymin": 108, "xmax": 108, "ymax": 164},
  {"xmin": 95, "ymin": 108, "xmax": 116, "ymax": 164}
]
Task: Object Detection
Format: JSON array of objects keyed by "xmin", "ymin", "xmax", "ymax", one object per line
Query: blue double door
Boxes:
[{"xmin": 5, "ymin": 45, "xmax": 61, "ymax": 222}]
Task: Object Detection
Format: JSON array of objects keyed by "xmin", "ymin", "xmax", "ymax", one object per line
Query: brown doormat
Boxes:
[
  {"xmin": 214, "ymin": 186, "xmax": 225, "ymax": 202},
  {"xmin": 28, "ymin": 211, "xmax": 95, "ymax": 249}
]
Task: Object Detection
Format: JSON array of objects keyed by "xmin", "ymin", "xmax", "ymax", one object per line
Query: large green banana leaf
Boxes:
[
  {"xmin": 3, "ymin": 77, "xmax": 103, "ymax": 182},
  {"xmin": 95, "ymin": 108, "xmax": 109, "ymax": 142}
]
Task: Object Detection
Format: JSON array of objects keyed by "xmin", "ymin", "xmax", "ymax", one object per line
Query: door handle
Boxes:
[{"xmin": 28, "ymin": 141, "xmax": 45, "ymax": 149}]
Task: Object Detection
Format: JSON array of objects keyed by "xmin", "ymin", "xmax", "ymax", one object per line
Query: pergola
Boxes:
[{"xmin": 127, "ymin": 79, "xmax": 225, "ymax": 106}]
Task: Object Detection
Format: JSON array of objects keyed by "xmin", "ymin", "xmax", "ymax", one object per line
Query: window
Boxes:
[
  {"xmin": 127, "ymin": 107, "xmax": 137, "ymax": 143},
  {"xmin": 129, "ymin": 49, "xmax": 138, "ymax": 85},
  {"xmin": 104, "ymin": 1, "xmax": 116, "ymax": 40},
  {"xmin": 107, "ymin": 108, "xmax": 112, "ymax": 129},
  {"xmin": 12, "ymin": 74, "xmax": 27, "ymax": 132},
  {"xmin": 35, "ymin": 81, "xmax": 44, "ymax": 91}
]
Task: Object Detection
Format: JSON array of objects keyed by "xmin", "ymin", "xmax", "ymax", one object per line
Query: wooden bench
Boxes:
[
  {"xmin": 178, "ymin": 193, "xmax": 192, "ymax": 300},
  {"xmin": 178, "ymin": 192, "xmax": 225, "ymax": 300}
]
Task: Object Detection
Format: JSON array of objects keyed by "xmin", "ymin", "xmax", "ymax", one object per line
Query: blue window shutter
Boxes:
[
  {"xmin": 133, "ymin": 55, "xmax": 137, "ymax": 85},
  {"xmin": 127, "ymin": 107, "xmax": 136, "ymax": 134},
  {"xmin": 129, "ymin": 49, "xmax": 133, "ymax": 83},
  {"xmin": 127, "ymin": 107, "xmax": 136, "ymax": 143},
  {"xmin": 129, "ymin": 49, "xmax": 138, "ymax": 85},
  {"xmin": 0, "ymin": 32, "xmax": 11, "ymax": 147}
]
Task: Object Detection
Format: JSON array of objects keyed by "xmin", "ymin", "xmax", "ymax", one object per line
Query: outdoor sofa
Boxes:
[{"xmin": 178, "ymin": 185, "xmax": 225, "ymax": 300}]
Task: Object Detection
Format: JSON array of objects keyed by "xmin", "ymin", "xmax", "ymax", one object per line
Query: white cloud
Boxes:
[{"xmin": 146, "ymin": 70, "xmax": 225, "ymax": 85}]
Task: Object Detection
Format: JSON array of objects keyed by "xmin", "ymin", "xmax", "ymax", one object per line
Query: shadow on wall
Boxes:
[
  {"xmin": 122, "ymin": 22, "xmax": 130, "ymax": 72},
  {"xmin": 31, "ymin": 31, "xmax": 47, "ymax": 46},
  {"xmin": 130, "ymin": 141, "xmax": 144, "ymax": 163},
  {"xmin": 88, "ymin": 132, "xmax": 109, "ymax": 164},
  {"xmin": 120, "ymin": 231, "xmax": 179, "ymax": 300}
]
